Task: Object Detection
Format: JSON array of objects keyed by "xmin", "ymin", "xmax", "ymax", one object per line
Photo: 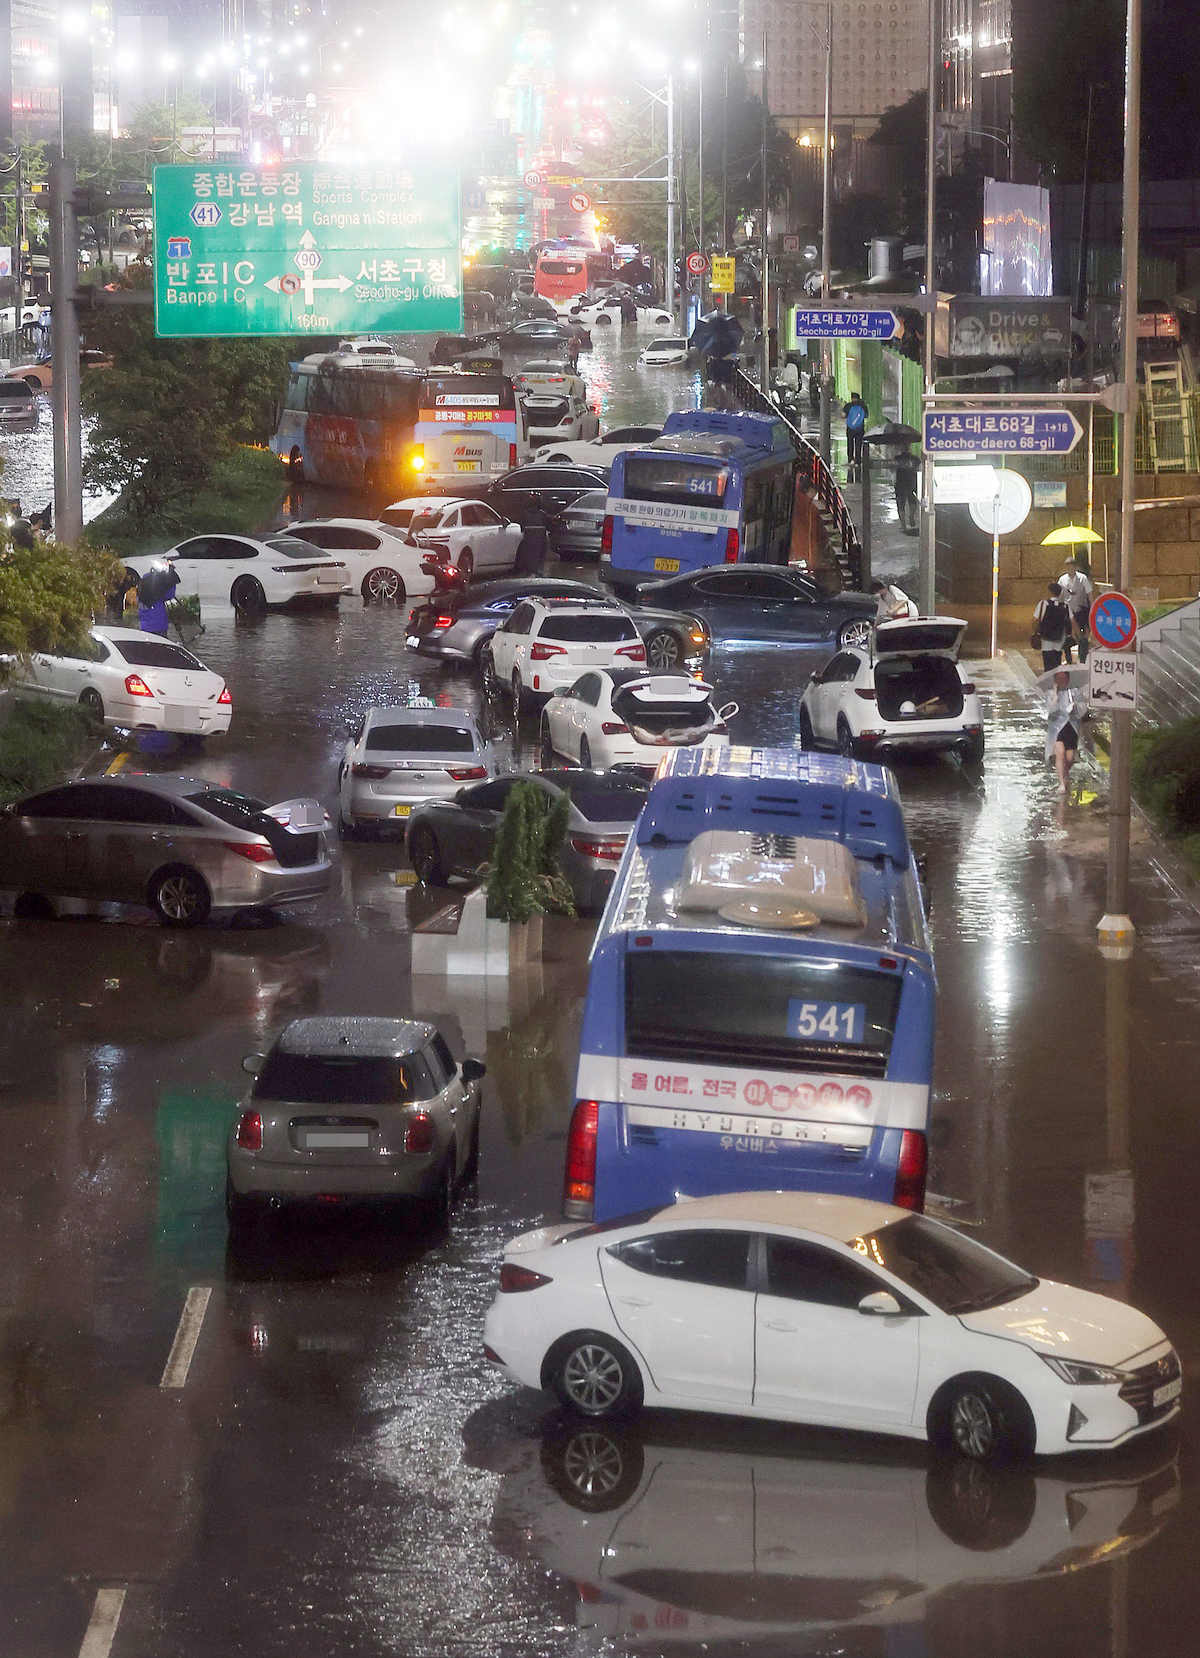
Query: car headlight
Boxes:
[{"xmin": 1040, "ymin": 1354, "xmax": 1127, "ymax": 1385}]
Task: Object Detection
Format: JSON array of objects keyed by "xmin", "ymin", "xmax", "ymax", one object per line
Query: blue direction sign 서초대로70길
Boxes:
[
  {"xmin": 923, "ymin": 408, "xmax": 1083, "ymax": 455},
  {"xmin": 792, "ymin": 307, "xmax": 900, "ymax": 340},
  {"xmin": 152, "ymin": 162, "xmax": 463, "ymax": 338}
]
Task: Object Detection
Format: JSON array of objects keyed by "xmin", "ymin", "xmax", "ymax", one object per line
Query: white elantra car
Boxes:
[
  {"xmin": 279, "ymin": 519, "xmax": 438, "ymax": 604},
  {"xmin": 484, "ymin": 1191, "xmax": 1180, "ymax": 1460},
  {"xmin": 799, "ymin": 617, "xmax": 985, "ymax": 763},
  {"xmin": 10, "ymin": 625, "xmax": 231, "ymax": 736},
  {"xmin": 540, "ymin": 669, "xmax": 736, "ymax": 775}
]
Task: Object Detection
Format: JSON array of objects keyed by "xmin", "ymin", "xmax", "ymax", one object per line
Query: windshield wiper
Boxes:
[{"xmin": 950, "ymin": 1278, "xmax": 1038, "ymax": 1315}]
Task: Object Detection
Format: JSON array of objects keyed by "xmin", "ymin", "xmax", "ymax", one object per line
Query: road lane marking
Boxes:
[
  {"xmin": 104, "ymin": 753, "xmax": 127, "ymax": 775},
  {"xmin": 79, "ymin": 1589, "xmax": 125, "ymax": 1658},
  {"xmin": 159, "ymin": 1286, "xmax": 211, "ymax": 1388}
]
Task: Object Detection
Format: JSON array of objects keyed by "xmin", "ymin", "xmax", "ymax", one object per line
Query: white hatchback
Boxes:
[
  {"xmin": 280, "ymin": 518, "xmax": 438, "ymax": 604},
  {"xmin": 541, "ymin": 669, "xmax": 735, "ymax": 775},
  {"xmin": 379, "ymin": 496, "xmax": 522, "ymax": 581},
  {"xmin": 126, "ymin": 534, "xmax": 349, "ymax": 616},
  {"xmin": 483, "ymin": 598, "xmax": 646, "ymax": 712},
  {"xmin": 484, "ymin": 1190, "xmax": 1181, "ymax": 1460},
  {"xmin": 799, "ymin": 617, "xmax": 985, "ymax": 763},
  {"xmin": 11, "ymin": 625, "xmax": 231, "ymax": 735},
  {"xmin": 338, "ymin": 704, "xmax": 496, "ymax": 834}
]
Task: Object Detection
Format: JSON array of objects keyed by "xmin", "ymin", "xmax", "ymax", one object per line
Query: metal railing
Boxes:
[{"xmin": 733, "ymin": 368, "xmax": 862, "ymax": 585}]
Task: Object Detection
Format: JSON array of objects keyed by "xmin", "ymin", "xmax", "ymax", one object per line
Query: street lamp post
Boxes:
[
  {"xmin": 919, "ymin": 0, "xmax": 939, "ymax": 615},
  {"xmin": 666, "ymin": 70, "xmax": 676, "ymax": 326},
  {"xmin": 818, "ymin": 0, "xmax": 833, "ymax": 466}
]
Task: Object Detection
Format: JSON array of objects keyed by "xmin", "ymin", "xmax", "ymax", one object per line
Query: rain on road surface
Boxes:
[{"xmin": 0, "ymin": 331, "xmax": 1197, "ymax": 1658}]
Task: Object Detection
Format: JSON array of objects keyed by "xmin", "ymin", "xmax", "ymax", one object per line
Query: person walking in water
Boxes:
[
  {"xmin": 1032, "ymin": 582, "xmax": 1071, "ymax": 670},
  {"xmin": 1045, "ymin": 668, "xmax": 1087, "ymax": 794}
]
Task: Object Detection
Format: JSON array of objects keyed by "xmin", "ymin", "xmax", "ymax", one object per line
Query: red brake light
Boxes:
[
  {"xmin": 854, "ymin": 688, "xmax": 877, "ymax": 700},
  {"xmin": 600, "ymin": 721, "xmax": 629, "ymax": 735},
  {"xmin": 225, "ymin": 841, "xmax": 276, "ymax": 863},
  {"xmin": 563, "ymin": 1098, "xmax": 599, "ymax": 1217},
  {"xmin": 570, "ymin": 835, "xmax": 625, "ymax": 861},
  {"xmin": 404, "ymin": 1111, "xmax": 435, "ymax": 1155},
  {"xmin": 530, "ymin": 641, "xmax": 567, "ymax": 660},
  {"xmin": 447, "ymin": 764, "xmax": 488, "ymax": 780},
  {"xmin": 434, "ymin": 614, "xmax": 453, "ymax": 629},
  {"xmin": 217, "ymin": 686, "xmax": 232, "ymax": 705},
  {"xmin": 236, "ymin": 1110, "xmax": 262, "ymax": 1151},
  {"xmin": 600, "ymin": 514, "xmax": 614, "ymax": 554},
  {"xmin": 509, "ymin": 442, "xmax": 517, "ymax": 467},
  {"xmin": 894, "ymin": 1130, "xmax": 927, "ymax": 1212},
  {"xmin": 125, "ymin": 673, "xmax": 154, "ymax": 697},
  {"xmin": 352, "ymin": 763, "xmax": 392, "ymax": 779},
  {"xmin": 616, "ymin": 642, "xmax": 645, "ymax": 661},
  {"xmin": 723, "ymin": 527, "xmax": 740, "ymax": 563},
  {"xmin": 499, "ymin": 1262, "xmax": 552, "ymax": 1292}
]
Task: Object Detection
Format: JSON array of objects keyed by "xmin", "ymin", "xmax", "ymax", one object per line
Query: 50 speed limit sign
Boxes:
[{"xmin": 686, "ymin": 251, "xmax": 708, "ymax": 276}]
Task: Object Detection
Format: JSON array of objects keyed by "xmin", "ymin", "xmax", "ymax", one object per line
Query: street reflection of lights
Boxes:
[{"xmin": 985, "ymin": 943, "xmax": 1011, "ymax": 1017}]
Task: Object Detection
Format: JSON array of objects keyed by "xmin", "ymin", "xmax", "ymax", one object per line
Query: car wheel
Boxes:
[
  {"xmin": 13, "ymin": 892, "xmax": 54, "ymax": 920},
  {"xmin": 362, "ymin": 566, "xmax": 403, "ymax": 603},
  {"xmin": 339, "ymin": 813, "xmax": 359, "ymax": 840},
  {"xmin": 287, "ymin": 448, "xmax": 304, "ymax": 483},
  {"xmin": 540, "ymin": 714, "xmax": 558, "ymax": 764},
  {"xmin": 232, "ymin": 576, "xmax": 267, "ymax": 617},
  {"xmin": 540, "ymin": 1427, "xmax": 646, "ymax": 1514},
  {"xmin": 548, "ymin": 1331, "xmax": 643, "ymax": 1419},
  {"xmin": 839, "ymin": 617, "xmax": 872, "ymax": 650},
  {"xmin": 579, "ymin": 737, "xmax": 592, "ymax": 769},
  {"xmin": 409, "ymin": 825, "xmax": 447, "ymax": 885},
  {"xmin": 925, "ymin": 1459, "xmax": 1037, "ymax": 1550},
  {"xmin": 457, "ymin": 549, "xmax": 474, "ymax": 580},
  {"xmin": 480, "ymin": 645, "xmax": 501, "ymax": 697},
  {"xmin": 798, "ymin": 706, "xmax": 815, "ymax": 749},
  {"xmin": 645, "ymin": 628, "xmax": 681, "ymax": 671},
  {"xmin": 929, "ymin": 1375, "xmax": 1036, "ymax": 1463},
  {"xmin": 595, "ymin": 313, "xmax": 613, "ymax": 326},
  {"xmin": 150, "ymin": 865, "xmax": 212, "ymax": 929},
  {"xmin": 961, "ymin": 732, "xmax": 985, "ymax": 765},
  {"xmin": 512, "ymin": 670, "xmax": 528, "ymax": 715},
  {"xmin": 79, "ymin": 687, "xmax": 104, "ymax": 721},
  {"xmin": 836, "ymin": 716, "xmax": 857, "ymax": 759}
]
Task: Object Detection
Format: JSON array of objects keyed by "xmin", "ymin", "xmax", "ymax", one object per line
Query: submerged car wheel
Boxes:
[
  {"xmin": 457, "ymin": 549, "xmax": 474, "ymax": 580},
  {"xmin": 836, "ymin": 716, "xmax": 858, "ymax": 759},
  {"xmin": 232, "ymin": 576, "xmax": 267, "ymax": 617},
  {"xmin": 961, "ymin": 732, "xmax": 985, "ymax": 765},
  {"xmin": 539, "ymin": 715, "xmax": 558, "ymax": 764},
  {"xmin": 644, "ymin": 628, "xmax": 681, "ymax": 671},
  {"xmin": 930, "ymin": 1375, "xmax": 1035, "ymax": 1463},
  {"xmin": 363, "ymin": 566, "xmax": 403, "ymax": 603},
  {"xmin": 150, "ymin": 865, "xmax": 212, "ymax": 929},
  {"xmin": 408, "ymin": 825, "xmax": 446, "ymax": 886},
  {"xmin": 549, "ymin": 1331, "xmax": 643, "ymax": 1419},
  {"xmin": 480, "ymin": 645, "xmax": 501, "ymax": 696},
  {"xmin": 79, "ymin": 687, "xmax": 104, "ymax": 721}
]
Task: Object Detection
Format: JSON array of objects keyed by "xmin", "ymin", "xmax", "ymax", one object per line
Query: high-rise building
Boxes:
[{"xmin": 939, "ymin": 0, "xmax": 1013, "ymax": 179}]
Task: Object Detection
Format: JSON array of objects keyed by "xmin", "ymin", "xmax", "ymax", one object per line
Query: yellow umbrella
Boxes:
[{"xmin": 1041, "ymin": 523, "xmax": 1104, "ymax": 546}]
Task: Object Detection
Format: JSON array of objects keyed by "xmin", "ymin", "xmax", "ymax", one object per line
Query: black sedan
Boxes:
[
  {"xmin": 486, "ymin": 319, "xmax": 593, "ymax": 353},
  {"xmin": 405, "ymin": 576, "xmax": 708, "ymax": 674},
  {"xmin": 405, "ymin": 769, "xmax": 649, "ymax": 913},
  {"xmin": 474, "ymin": 464, "xmax": 611, "ymax": 525},
  {"xmin": 629, "ymin": 563, "xmax": 877, "ymax": 649}
]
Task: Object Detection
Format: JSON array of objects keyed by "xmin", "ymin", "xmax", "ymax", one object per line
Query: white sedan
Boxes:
[
  {"xmin": 378, "ymin": 496, "xmax": 522, "ymax": 580},
  {"xmin": 279, "ymin": 518, "xmax": 438, "ymax": 604},
  {"xmin": 540, "ymin": 669, "xmax": 735, "ymax": 774},
  {"xmin": 484, "ymin": 1190, "xmax": 1180, "ymax": 1460},
  {"xmin": 11, "ymin": 625, "xmax": 231, "ymax": 735},
  {"xmin": 799, "ymin": 616, "xmax": 985, "ymax": 763},
  {"xmin": 126, "ymin": 534, "xmax": 349, "ymax": 615},
  {"xmin": 638, "ymin": 337, "xmax": 692, "ymax": 366}
]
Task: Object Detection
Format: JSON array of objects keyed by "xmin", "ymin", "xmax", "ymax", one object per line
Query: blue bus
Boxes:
[
  {"xmin": 564, "ymin": 746, "xmax": 934, "ymax": 1223},
  {"xmin": 601, "ymin": 409, "xmax": 798, "ymax": 594}
]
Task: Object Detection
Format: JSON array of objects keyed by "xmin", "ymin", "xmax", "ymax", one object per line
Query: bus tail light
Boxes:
[
  {"xmin": 723, "ymin": 528, "xmax": 740, "ymax": 563},
  {"xmin": 530, "ymin": 642, "xmax": 567, "ymax": 660},
  {"xmin": 409, "ymin": 446, "xmax": 425, "ymax": 472},
  {"xmin": 600, "ymin": 515, "xmax": 614, "ymax": 555},
  {"xmin": 563, "ymin": 1099, "xmax": 599, "ymax": 1219},
  {"xmin": 894, "ymin": 1130, "xmax": 927, "ymax": 1212},
  {"xmin": 509, "ymin": 443, "xmax": 518, "ymax": 467}
]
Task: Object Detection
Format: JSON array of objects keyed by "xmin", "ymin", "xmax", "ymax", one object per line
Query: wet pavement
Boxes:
[{"xmin": 2, "ymin": 337, "xmax": 1200, "ymax": 1658}]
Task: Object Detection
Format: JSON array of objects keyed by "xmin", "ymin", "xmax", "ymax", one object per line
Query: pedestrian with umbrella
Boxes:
[
  {"xmin": 1039, "ymin": 663, "xmax": 1088, "ymax": 794},
  {"xmin": 136, "ymin": 560, "xmax": 179, "ymax": 637},
  {"xmin": 1040, "ymin": 524, "xmax": 1103, "ymax": 662}
]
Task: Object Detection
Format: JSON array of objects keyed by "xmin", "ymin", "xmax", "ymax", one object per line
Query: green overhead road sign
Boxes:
[{"xmin": 152, "ymin": 162, "xmax": 463, "ymax": 338}]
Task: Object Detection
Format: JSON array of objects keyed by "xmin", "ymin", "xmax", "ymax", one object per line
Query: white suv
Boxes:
[{"xmin": 483, "ymin": 598, "xmax": 646, "ymax": 712}]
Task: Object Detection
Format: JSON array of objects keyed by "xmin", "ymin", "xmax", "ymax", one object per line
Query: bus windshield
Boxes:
[
  {"xmin": 422, "ymin": 373, "xmax": 516, "ymax": 414},
  {"xmin": 623, "ymin": 454, "xmax": 730, "ymax": 507}
]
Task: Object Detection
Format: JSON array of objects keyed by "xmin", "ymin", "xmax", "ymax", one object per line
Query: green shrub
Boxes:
[
  {"xmin": 483, "ymin": 780, "xmax": 577, "ymax": 922},
  {"xmin": 1131, "ymin": 718, "xmax": 1200, "ymax": 830},
  {"xmin": 0, "ymin": 697, "xmax": 100, "ymax": 804}
]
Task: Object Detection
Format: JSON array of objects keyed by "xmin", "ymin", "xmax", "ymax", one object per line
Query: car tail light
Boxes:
[
  {"xmin": 125, "ymin": 673, "xmax": 154, "ymax": 698},
  {"xmin": 854, "ymin": 688, "xmax": 877, "ymax": 700},
  {"xmin": 434, "ymin": 614, "xmax": 453, "ymax": 630},
  {"xmin": 616, "ymin": 642, "xmax": 646, "ymax": 661},
  {"xmin": 499, "ymin": 1262, "xmax": 552, "ymax": 1292},
  {"xmin": 352, "ymin": 763, "xmax": 392, "ymax": 779},
  {"xmin": 531, "ymin": 641, "xmax": 567, "ymax": 660},
  {"xmin": 224, "ymin": 840, "xmax": 276, "ymax": 862},
  {"xmin": 563, "ymin": 1098, "xmax": 599, "ymax": 1218},
  {"xmin": 236, "ymin": 1110, "xmax": 262, "ymax": 1151},
  {"xmin": 894, "ymin": 1130, "xmax": 927, "ymax": 1212},
  {"xmin": 571, "ymin": 835, "xmax": 625, "ymax": 861},
  {"xmin": 600, "ymin": 514, "xmax": 614, "ymax": 554},
  {"xmin": 723, "ymin": 527, "xmax": 740, "ymax": 563},
  {"xmin": 404, "ymin": 1111, "xmax": 435, "ymax": 1154},
  {"xmin": 858, "ymin": 731, "xmax": 883, "ymax": 743},
  {"xmin": 600, "ymin": 721, "xmax": 629, "ymax": 735},
  {"xmin": 447, "ymin": 764, "xmax": 488, "ymax": 780},
  {"xmin": 217, "ymin": 686, "xmax": 232, "ymax": 705}
]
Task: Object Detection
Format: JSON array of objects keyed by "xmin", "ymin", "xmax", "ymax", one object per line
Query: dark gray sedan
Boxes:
[
  {"xmin": 404, "ymin": 769, "xmax": 649, "ymax": 913},
  {"xmin": 629, "ymin": 563, "xmax": 877, "ymax": 649},
  {"xmin": 552, "ymin": 489, "xmax": 608, "ymax": 561}
]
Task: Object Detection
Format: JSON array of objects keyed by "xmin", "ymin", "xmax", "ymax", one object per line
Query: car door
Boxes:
[
  {"xmin": 206, "ymin": 536, "xmax": 260, "ymax": 602},
  {"xmin": 458, "ymin": 503, "xmax": 501, "ymax": 572},
  {"xmin": 698, "ymin": 571, "xmax": 805, "ymax": 642},
  {"xmin": 87, "ymin": 786, "xmax": 203, "ymax": 904},
  {"xmin": 423, "ymin": 1032, "xmax": 477, "ymax": 1178},
  {"xmin": 489, "ymin": 601, "xmax": 534, "ymax": 680},
  {"xmin": 809, "ymin": 653, "xmax": 859, "ymax": 740},
  {"xmin": 569, "ymin": 672, "xmax": 605, "ymax": 759},
  {"xmin": 3, "ymin": 784, "xmax": 98, "ymax": 894},
  {"xmin": 444, "ymin": 778, "xmax": 520, "ymax": 872},
  {"xmin": 166, "ymin": 537, "xmax": 213, "ymax": 600},
  {"xmin": 752, "ymin": 1234, "xmax": 922, "ymax": 1428},
  {"xmin": 599, "ymin": 1229, "xmax": 756, "ymax": 1406}
]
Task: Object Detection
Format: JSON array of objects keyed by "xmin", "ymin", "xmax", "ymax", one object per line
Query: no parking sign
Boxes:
[{"xmin": 1089, "ymin": 591, "xmax": 1138, "ymax": 650}]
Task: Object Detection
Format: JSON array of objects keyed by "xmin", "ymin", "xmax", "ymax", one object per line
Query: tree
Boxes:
[
  {"xmin": 484, "ymin": 782, "xmax": 541, "ymax": 923},
  {"xmin": 0, "ymin": 534, "xmax": 117, "ymax": 679}
]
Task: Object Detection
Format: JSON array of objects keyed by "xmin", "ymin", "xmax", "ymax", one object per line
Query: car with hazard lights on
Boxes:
[{"xmin": 560, "ymin": 745, "xmax": 935, "ymax": 1227}]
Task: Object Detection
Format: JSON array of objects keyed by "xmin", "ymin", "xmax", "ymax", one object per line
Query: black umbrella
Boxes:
[
  {"xmin": 865, "ymin": 421, "xmax": 921, "ymax": 446},
  {"xmin": 136, "ymin": 562, "xmax": 178, "ymax": 606}
]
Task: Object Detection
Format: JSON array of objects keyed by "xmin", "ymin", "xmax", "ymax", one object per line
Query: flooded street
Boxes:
[{"xmin": 1, "ymin": 335, "xmax": 1198, "ymax": 1658}]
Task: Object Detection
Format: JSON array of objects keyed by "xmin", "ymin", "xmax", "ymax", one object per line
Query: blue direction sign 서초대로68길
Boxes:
[
  {"xmin": 792, "ymin": 307, "xmax": 900, "ymax": 340},
  {"xmin": 152, "ymin": 162, "xmax": 463, "ymax": 339},
  {"xmin": 923, "ymin": 408, "xmax": 1084, "ymax": 455}
]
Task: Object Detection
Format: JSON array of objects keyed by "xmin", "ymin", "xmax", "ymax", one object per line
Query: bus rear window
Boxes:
[
  {"xmin": 623, "ymin": 455, "xmax": 729, "ymax": 507},
  {"xmin": 624, "ymin": 951, "xmax": 902, "ymax": 1076}
]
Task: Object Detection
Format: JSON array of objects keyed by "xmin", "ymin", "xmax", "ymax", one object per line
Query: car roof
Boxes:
[
  {"xmin": 275, "ymin": 1015, "xmax": 436, "ymax": 1059},
  {"xmin": 91, "ymin": 624, "xmax": 168, "ymax": 643},
  {"xmin": 527, "ymin": 596, "xmax": 625, "ymax": 613},
  {"xmin": 66, "ymin": 771, "xmax": 214, "ymax": 798},
  {"xmin": 364, "ymin": 705, "xmax": 481, "ymax": 728},
  {"xmin": 285, "ymin": 517, "xmax": 393, "ymax": 532},
  {"xmin": 384, "ymin": 496, "xmax": 471, "ymax": 512},
  {"xmin": 638, "ymin": 1190, "xmax": 907, "ymax": 1239},
  {"xmin": 456, "ymin": 576, "xmax": 601, "ymax": 608}
]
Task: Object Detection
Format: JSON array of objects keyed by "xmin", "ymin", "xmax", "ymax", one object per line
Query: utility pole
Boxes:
[
  {"xmin": 818, "ymin": 0, "xmax": 833, "ymax": 464},
  {"xmin": 1099, "ymin": 0, "xmax": 1142, "ymax": 953},
  {"xmin": 760, "ymin": 29, "xmax": 769, "ymax": 390},
  {"xmin": 50, "ymin": 156, "xmax": 82, "ymax": 544},
  {"xmin": 918, "ymin": 0, "xmax": 939, "ymax": 615},
  {"xmin": 665, "ymin": 72, "xmax": 677, "ymax": 328}
]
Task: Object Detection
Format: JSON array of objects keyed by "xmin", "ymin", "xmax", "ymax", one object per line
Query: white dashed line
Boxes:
[
  {"xmin": 159, "ymin": 1286, "xmax": 212, "ymax": 1389},
  {"xmin": 78, "ymin": 1588, "xmax": 125, "ymax": 1658}
]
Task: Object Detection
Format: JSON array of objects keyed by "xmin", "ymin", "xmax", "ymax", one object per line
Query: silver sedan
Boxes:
[
  {"xmin": 338, "ymin": 705, "xmax": 496, "ymax": 836},
  {"xmin": 0, "ymin": 773, "xmax": 334, "ymax": 926}
]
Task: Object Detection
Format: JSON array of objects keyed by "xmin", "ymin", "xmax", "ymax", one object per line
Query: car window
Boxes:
[
  {"xmin": 266, "ymin": 536, "xmax": 327, "ymax": 559},
  {"xmin": 254, "ymin": 1051, "xmax": 428, "ymax": 1106},
  {"xmin": 824, "ymin": 653, "xmax": 860, "ymax": 683},
  {"xmin": 693, "ymin": 571, "xmax": 788, "ymax": 600},
  {"xmin": 210, "ymin": 537, "xmax": 259, "ymax": 560},
  {"xmin": 537, "ymin": 613, "xmax": 636, "ymax": 643},
  {"xmin": 572, "ymin": 673, "xmax": 602, "ymax": 706},
  {"xmin": 851, "ymin": 1215, "xmax": 1037, "ymax": 1314},
  {"xmin": 365, "ymin": 722, "xmax": 477, "ymax": 753},
  {"xmin": 17, "ymin": 784, "xmax": 107, "ymax": 819},
  {"xmin": 173, "ymin": 538, "xmax": 213, "ymax": 559},
  {"xmin": 545, "ymin": 773, "xmax": 647, "ymax": 821},
  {"xmin": 459, "ymin": 779, "xmax": 518, "ymax": 812},
  {"xmin": 504, "ymin": 602, "xmax": 535, "ymax": 635},
  {"xmin": 110, "ymin": 638, "xmax": 203, "ymax": 671},
  {"xmin": 289, "ymin": 526, "xmax": 379, "ymax": 552},
  {"xmin": 764, "ymin": 1236, "xmax": 885, "ymax": 1309},
  {"xmin": 612, "ymin": 1230, "xmax": 751, "ymax": 1291},
  {"xmin": 379, "ymin": 506, "xmax": 416, "ymax": 530},
  {"xmin": 428, "ymin": 1031, "xmax": 459, "ymax": 1085}
]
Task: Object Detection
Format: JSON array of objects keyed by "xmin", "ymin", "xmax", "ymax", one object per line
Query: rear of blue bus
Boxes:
[{"xmin": 602, "ymin": 446, "xmax": 743, "ymax": 594}]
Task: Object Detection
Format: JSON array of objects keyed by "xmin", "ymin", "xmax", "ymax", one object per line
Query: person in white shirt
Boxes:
[
  {"xmin": 1046, "ymin": 670, "xmax": 1087, "ymax": 793},
  {"xmin": 870, "ymin": 579, "xmax": 919, "ymax": 622},
  {"xmin": 1059, "ymin": 557, "xmax": 1094, "ymax": 662}
]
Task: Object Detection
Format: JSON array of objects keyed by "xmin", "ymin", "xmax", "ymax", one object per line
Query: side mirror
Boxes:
[
  {"xmin": 717, "ymin": 701, "xmax": 739, "ymax": 721},
  {"xmin": 242, "ymin": 1053, "xmax": 264, "ymax": 1076},
  {"xmin": 858, "ymin": 1290, "xmax": 904, "ymax": 1317},
  {"xmin": 461, "ymin": 1057, "xmax": 487, "ymax": 1083}
]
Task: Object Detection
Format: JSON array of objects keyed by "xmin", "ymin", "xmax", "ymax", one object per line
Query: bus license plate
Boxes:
[
  {"xmin": 654, "ymin": 557, "xmax": 680, "ymax": 572},
  {"xmin": 456, "ymin": 460, "xmax": 480, "ymax": 472},
  {"xmin": 393, "ymin": 804, "xmax": 412, "ymax": 817}
]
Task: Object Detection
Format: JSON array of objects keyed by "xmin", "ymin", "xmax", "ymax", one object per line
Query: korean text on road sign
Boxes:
[
  {"xmin": 710, "ymin": 256, "xmax": 736, "ymax": 294},
  {"xmin": 1088, "ymin": 650, "xmax": 1138, "ymax": 711},
  {"xmin": 923, "ymin": 408, "xmax": 1083, "ymax": 455}
]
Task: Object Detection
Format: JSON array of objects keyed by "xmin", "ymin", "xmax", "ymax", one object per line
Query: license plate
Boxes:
[
  {"xmin": 304, "ymin": 1130, "xmax": 369, "ymax": 1149},
  {"xmin": 406, "ymin": 635, "xmax": 420, "ymax": 647},
  {"xmin": 1154, "ymin": 1377, "xmax": 1182, "ymax": 1407},
  {"xmin": 393, "ymin": 804, "xmax": 412, "ymax": 817},
  {"xmin": 165, "ymin": 705, "xmax": 202, "ymax": 730},
  {"xmin": 455, "ymin": 460, "xmax": 480, "ymax": 472},
  {"xmin": 654, "ymin": 557, "xmax": 680, "ymax": 572}
]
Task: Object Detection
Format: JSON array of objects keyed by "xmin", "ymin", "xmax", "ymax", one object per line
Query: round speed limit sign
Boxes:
[
  {"xmin": 686, "ymin": 251, "xmax": 708, "ymax": 276},
  {"xmin": 524, "ymin": 170, "xmax": 544, "ymax": 188}
]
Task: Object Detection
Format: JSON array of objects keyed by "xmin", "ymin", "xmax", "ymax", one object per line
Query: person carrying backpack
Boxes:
[
  {"xmin": 1032, "ymin": 581, "xmax": 1070, "ymax": 670},
  {"xmin": 844, "ymin": 391, "xmax": 868, "ymax": 473}
]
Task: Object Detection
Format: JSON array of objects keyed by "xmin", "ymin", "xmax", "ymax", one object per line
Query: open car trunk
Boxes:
[
  {"xmin": 873, "ymin": 655, "xmax": 964, "ymax": 722},
  {"xmin": 611, "ymin": 683, "xmax": 718, "ymax": 746}
]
